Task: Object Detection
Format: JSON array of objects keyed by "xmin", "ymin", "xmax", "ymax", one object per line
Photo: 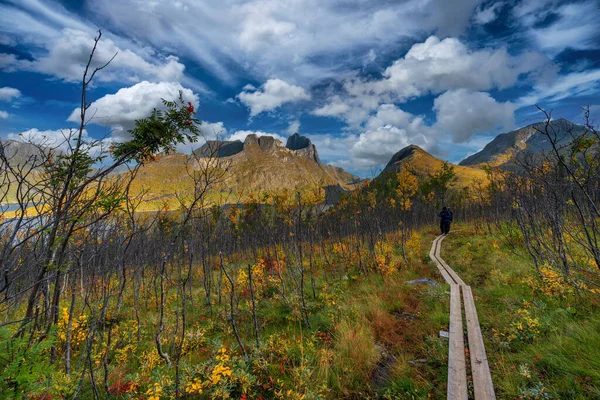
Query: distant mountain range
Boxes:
[
  {"xmin": 130, "ymin": 133, "xmax": 360, "ymax": 209},
  {"xmin": 459, "ymin": 118, "xmax": 587, "ymax": 168},
  {"xmin": 2, "ymin": 118, "xmax": 591, "ymax": 209}
]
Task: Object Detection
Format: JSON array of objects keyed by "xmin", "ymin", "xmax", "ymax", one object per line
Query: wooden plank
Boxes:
[
  {"xmin": 462, "ymin": 285, "xmax": 496, "ymax": 400},
  {"xmin": 439, "ymin": 258, "xmax": 467, "ymax": 287},
  {"xmin": 434, "ymin": 235, "xmax": 467, "ymax": 287},
  {"xmin": 430, "ymin": 235, "xmax": 454, "ymax": 284},
  {"xmin": 448, "ymin": 283, "xmax": 468, "ymax": 399}
]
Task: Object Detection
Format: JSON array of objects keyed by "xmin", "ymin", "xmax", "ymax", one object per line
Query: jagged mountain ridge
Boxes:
[
  {"xmin": 131, "ymin": 133, "xmax": 359, "ymax": 209},
  {"xmin": 459, "ymin": 118, "xmax": 587, "ymax": 167}
]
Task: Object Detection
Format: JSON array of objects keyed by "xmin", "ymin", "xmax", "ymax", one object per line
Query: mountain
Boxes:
[
  {"xmin": 0, "ymin": 140, "xmax": 49, "ymax": 168},
  {"xmin": 0, "ymin": 140, "xmax": 54, "ymax": 204},
  {"xmin": 130, "ymin": 133, "xmax": 360, "ymax": 209},
  {"xmin": 459, "ymin": 119, "xmax": 587, "ymax": 168},
  {"xmin": 380, "ymin": 145, "xmax": 488, "ymax": 187}
]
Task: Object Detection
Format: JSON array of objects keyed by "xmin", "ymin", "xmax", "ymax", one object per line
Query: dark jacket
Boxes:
[{"xmin": 439, "ymin": 210, "xmax": 453, "ymax": 223}]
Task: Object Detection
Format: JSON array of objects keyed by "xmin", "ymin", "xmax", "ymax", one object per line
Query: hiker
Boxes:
[{"xmin": 439, "ymin": 206, "xmax": 453, "ymax": 235}]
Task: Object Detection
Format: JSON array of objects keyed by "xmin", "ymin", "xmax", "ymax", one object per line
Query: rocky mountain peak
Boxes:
[
  {"xmin": 384, "ymin": 145, "xmax": 426, "ymax": 171},
  {"xmin": 459, "ymin": 118, "xmax": 586, "ymax": 167},
  {"xmin": 285, "ymin": 133, "xmax": 320, "ymax": 163}
]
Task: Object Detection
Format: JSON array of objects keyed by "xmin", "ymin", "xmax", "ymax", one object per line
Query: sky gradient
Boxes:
[{"xmin": 0, "ymin": 0, "xmax": 599, "ymax": 177}]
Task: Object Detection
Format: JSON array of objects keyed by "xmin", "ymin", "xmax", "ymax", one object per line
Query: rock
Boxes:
[
  {"xmin": 194, "ymin": 140, "xmax": 243, "ymax": 157},
  {"xmin": 286, "ymin": 133, "xmax": 320, "ymax": 163},
  {"xmin": 406, "ymin": 278, "xmax": 439, "ymax": 287},
  {"xmin": 258, "ymin": 135, "xmax": 280, "ymax": 152},
  {"xmin": 393, "ymin": 310, "xmax": 419, "ymax": 321},
  {"xmin": 371, "ymin": 343, "xmax": 397, "ymax": 388},
  {"xmin": 244, "ymin": 134, "xmax": 259, "ymax": 149},
  {"xmin": 408, "ymin": 359, "xmax": 428, "ymax": 365},
  {"xmin": 439, "ymin": 330, "xmax": 449, "ymax": 338}
]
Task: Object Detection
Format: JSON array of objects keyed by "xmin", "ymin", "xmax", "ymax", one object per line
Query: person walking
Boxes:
[{"xmin": 439, "ymin": 206, "xmax": 453, "ymax": 235}]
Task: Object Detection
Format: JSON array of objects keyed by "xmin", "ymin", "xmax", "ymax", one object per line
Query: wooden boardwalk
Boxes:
[{"xmin": 430, "ymin": 234, "xmax": 495, "ymax": 400}]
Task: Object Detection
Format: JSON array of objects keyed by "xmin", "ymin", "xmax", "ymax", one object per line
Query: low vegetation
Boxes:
[{"xmin": 1, "ymin": 33, "xmax": 599, "ymax": 399}]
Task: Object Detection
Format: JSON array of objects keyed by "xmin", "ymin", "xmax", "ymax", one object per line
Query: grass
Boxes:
[
  {"xmin": 442, "ymin": 224, "xmax": 600, "ymax": 399},
  {"xmin": 5, "ymin": 222, "xmax": 598, "ymax": 398}
]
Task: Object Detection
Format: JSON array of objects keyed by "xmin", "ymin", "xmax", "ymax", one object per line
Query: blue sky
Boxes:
[{"xmin": 0, "ymin": 0, "xmax": 599, "ymax": 177}]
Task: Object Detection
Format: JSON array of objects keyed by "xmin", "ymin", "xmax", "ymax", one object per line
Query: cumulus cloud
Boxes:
[
  {"xmin": 313, "ymin": 96, "xmax": 352, "ymax": 118},
  {"xmin": 8, "ymin": 29, "xmax": 185, "ymax": 84},
  {"xmin": 0, "ymin": 111, "xmax": 9, "ymax": 119},
  {"xmin": 176, "ymin": 121, "xmax": 228, "ymax": 153},
  {"xmin": 347, "ymin": 36, "xmax": 550, "ymax": 101},
  {"xmin": 0, "ymin": 87, "xmax": 21, "ymax": 101},
  {"xmin": 349, "ymin": 105, "xmax": 437, "ymax": 166},
  {"xmin": 68, "ymin": 81, "xmax": 199, "ymax": 140},
  {"xmin": 473, "ymin": 2, "xmax": 505, "ymax": 25},
  {"xmin": 226, "ymin": 130, "xmax": 286, "ymax": 144},
  {"xmin": 314, "ymin": 36, "xmax": 551, "ymax": 129},
  {"xmin": 434, "ymin": 89, "xmax": 517, "ymax": 142},
  {"xmin": 314, "ymin": 103, "xmax": 439, "ymax": 169},
  {"xmin": 238, "ymin": 79, "xmax": 310, "ymax": 117}
]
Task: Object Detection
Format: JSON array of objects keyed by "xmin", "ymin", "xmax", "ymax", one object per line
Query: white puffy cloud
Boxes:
[
  {"xmin": 313, "ymin": 103, "xmax": 439, "ymax": 169},
  {"xmin": 346, "ymin": 36, "xmax": 551, "ymax": 102},
  {"xmin": 473, "ymin": 2, "xmax": 505, "ymax": 25},
  {"xmin": 350, "ymin": 105, "xmax": 437, "ymax": 166},
  {"xmin": 8, "ymin": 29, "xmax": 185, "ymax": 84},
  {"xmin": 0, "ymin": 87, "xmax": 21, "ymax": 101},
  {"xmin": 314, "ymin": 36, "xmax": 551, "ymax": 129},
  {"xmin": 313, "ymin": 96, "xmax": 352, "ymax": 117},
  {"xmin": 0, "ymin": 111, "xmax": 9, "ymax": 119},
  {"xmin": 68, "ymin": 81, "xmax": 199, "ymax": 140},
  {"xmin": 238, "ymin": 79, "xmax": 310, "ymax": 117},
  {"xmin": 226, "ymin": 130, "xmax": 286, "ymax": 144},
  {"xmin": 175, "ymin": 121, "xmax": 228, "ymax": 153},
  {"xmin": 433, "ymin": 89, "xmax": 517, "ymax": 142}
]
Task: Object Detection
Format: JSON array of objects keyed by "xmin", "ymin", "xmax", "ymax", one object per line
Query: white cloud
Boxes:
[
  {"xmin": 532, "ymin": 2, "xmax": 600, "ymax": 54},
  {"xmin": 0, "ymin": 54, "xmax": 17, "ymax": 69},
  {"xmin": 238, "ymin": 79, "xmax": 310, "ymax": 117},
  {"xmin": 68, "ymin": 81, "xmax": 199, "ymax": 140},
  {"xmin": 518, "ymin": 69, "xmax": 600, "ymax": 107},
  {"xmin": 350, "ymin": 104, "xmax": 437, "ymax": 166},
  {"xmin": 8, "ymin": 29, "xmax": 185, "ymax": 84},
  {"xmin": 515, "ymin": 0, "xmax": 600, "ymax": 55},
  {"xmin": 226, "ymin": 130, "xmax": 287, "ymax": 145},
  {"xmin": 78, "ymin": 0, "xmax": 484, "ymax": 84},
  {"xmin": 313, "ymin": 36, "xmax": 550, "ymax": 129},
  {"xmin": 313, "ymin": 96, "xmax": 352, "ymax": 117},
  {"xmin": 345, "ymin": 36, "xmax": 550, "ymax": 102},
  {"xmin": 0, "ymin": 111, "xmax": 9, "ymax": 119},
  {"xmin": 473, "ymin": 2, "xmax": 505, "ymax": 25},
  {"xmin": 6, "ymin": 128, "xmax": 104, "ymax": 155},
  {"xmin": 0, "ymin": 87, "xmax": 21, "ymax": 101},
  {"xmin": 434, "ymin": 89, "xmax": 517, "ymax": 142},
  {"xmin": 285, "ymin": 120, "xmax": 301, "ymax": 136},
  {"xmin": 176, "ymin": 121, "xmax": 228, "ymax": 153}
]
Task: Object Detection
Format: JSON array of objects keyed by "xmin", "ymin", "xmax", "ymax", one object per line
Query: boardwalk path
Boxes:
[{"xmin": 429, "ymin": 234, "xmax": 496, "ymax": 400}]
